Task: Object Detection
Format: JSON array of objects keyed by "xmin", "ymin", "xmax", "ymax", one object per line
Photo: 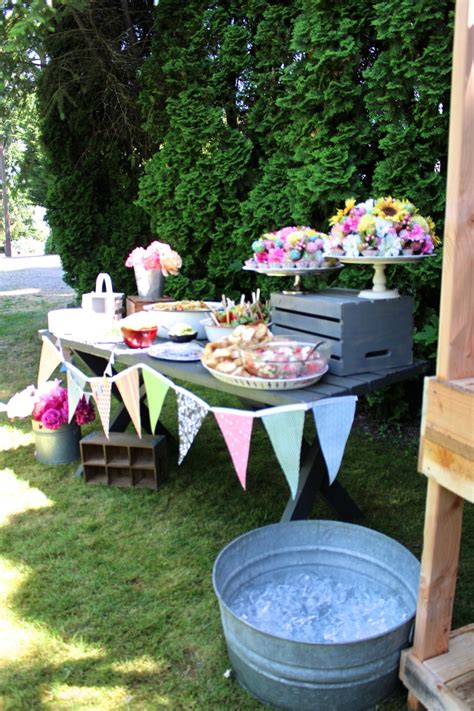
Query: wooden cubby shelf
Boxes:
[{"xmin": 80, "ymin": 432, "xmax": 168, "ymax": 490}]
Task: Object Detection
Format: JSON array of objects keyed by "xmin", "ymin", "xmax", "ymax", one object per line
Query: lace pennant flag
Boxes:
[
  {"xmin": 116, "ymin": 367, "xmax": 141, "ymax": 437},
  {"xmin": 143, "ymin": 369, "xmax": 169, "ymax": 433},
  {"xmin": 262, "ymin": 408, "xmax": 306, "ymax": 499},
  {"xmin": 37, "ymin": 337, "xmax": 63, "ymax": 386},
  {"xmin": 91, "ymin": 378, "xmax": 112, "ymax": 438},
  {"xmin": 177, "ymin": 391, "xmax": 209, "ymax": 464},
  {"xmin": 312, "ymin": 396, "xmax": 357, "ymax": 484},
  {"xmin": 214, "ymin": 410, "xmax": 254, "ymax": 490},
  {"xmin": 66, "ymin": 369, "xmax": 84, "ymax": 423}
]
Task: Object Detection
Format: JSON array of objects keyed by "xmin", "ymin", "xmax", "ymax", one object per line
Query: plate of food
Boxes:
[
  {"xmin": 148, "ymin": 341, "xmax": 205, "ymax": 361},
  {"xmin": 200, "ymin": 324, "xmax": 330, "ymax": 390},
  {"xmin": 143, "ymin": 300, "xmax": 221, "ymax": 338}
]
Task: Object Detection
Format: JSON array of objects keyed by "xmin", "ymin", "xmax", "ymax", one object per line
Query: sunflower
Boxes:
[
  {"xmin": 329, "ymin": 198, "xmax": 356, "ymax": 226},
  {"xmin": 373, "ymin": 197, "xmax": 405, "ymax": 222}
]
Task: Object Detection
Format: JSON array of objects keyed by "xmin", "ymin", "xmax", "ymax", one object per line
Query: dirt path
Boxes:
[{"xmin": 0, "ymin": 255, "xmax": 74, "ymax": 297}]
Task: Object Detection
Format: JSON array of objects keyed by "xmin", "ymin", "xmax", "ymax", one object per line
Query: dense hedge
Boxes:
[{"xmin": 42, "ymin": 0, "xmax": 453, "ymax": 373}]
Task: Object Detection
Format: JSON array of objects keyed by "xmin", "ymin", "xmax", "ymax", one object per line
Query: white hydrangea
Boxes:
[
  {"xmin": 379, "ymin": 234, "xmax": 402, "ymax": 257},
  {"xmin": 343, "ymin": 234, "xmax": 362, "ymax": 257}
]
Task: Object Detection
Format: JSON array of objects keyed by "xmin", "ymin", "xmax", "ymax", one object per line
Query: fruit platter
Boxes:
[{"xmin": 200, "ymin": 324, "xmax": 329, "ymax": 390}]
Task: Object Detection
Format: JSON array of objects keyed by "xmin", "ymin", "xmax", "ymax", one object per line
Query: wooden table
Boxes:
[{"xmin": 43, "ymin": 331, "xmax": 426, "ymax": 522}]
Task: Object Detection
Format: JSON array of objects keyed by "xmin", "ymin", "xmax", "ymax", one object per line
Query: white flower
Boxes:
[
  {"xmin": 375, "ymin": 217, "xmax": 393, "ymax": 238},
  {"xmin": 356, "ymin": 199, "xmax": 375, "ymax": 213},
  {"xmin": 379, "ymin": 234, "xmax": 402, "ymax": 257},
  {"xmin": 343, "ymin": 234, "xmax": 362, "ymax": 257},
  {"xmin": 6, "ymin": 385, "xmax": 38, "ymax": 419}
]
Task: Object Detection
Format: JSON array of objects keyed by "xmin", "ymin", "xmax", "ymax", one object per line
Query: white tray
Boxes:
[
  {"xmin": 201, "ymin": 362, "xmax": 328, "ymax": 390},
  {"xmin": 243, "ymin": 264, "xmax": 342, "ymax": 277}
]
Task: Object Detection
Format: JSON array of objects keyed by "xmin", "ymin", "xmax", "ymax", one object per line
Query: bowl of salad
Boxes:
[{"xmin": 240, "ymin": 338, "xmax": 330, "ymax": 380}]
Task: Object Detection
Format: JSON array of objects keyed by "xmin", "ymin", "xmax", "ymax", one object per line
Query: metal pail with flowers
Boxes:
[
  {"xmin": 32, "ymin": 419, "xmax": 81, "ymax": 465},
  {"xmin": 133, "ymin": 264, "xmax": 164, "ymax": 299}
]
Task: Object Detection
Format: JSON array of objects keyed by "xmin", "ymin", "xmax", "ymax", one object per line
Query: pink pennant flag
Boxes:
[
  {"xmin": 214, "ymin": 410, "xmax": 254, "ymax": 489},
  {"xmin": 116, "ymin": 367, "xmax": 141, "ymax": 437},
  {"xmin": 37, "ymin": 337, "xmax": 63, "ymax": 386},
  {"xmin": 91, "ymin": 378, "xmax": 112, "ymax": 438}
]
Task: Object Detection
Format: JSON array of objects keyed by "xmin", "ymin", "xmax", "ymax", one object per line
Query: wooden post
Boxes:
[
  {"xmin": 0, "ymin": 139, "xmax": 12, "ymax": 258},
  {"xmin": 407, "ymin": 1, "xmax": 474, "ymax": 708}
]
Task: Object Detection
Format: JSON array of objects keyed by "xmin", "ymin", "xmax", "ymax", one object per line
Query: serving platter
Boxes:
[
  {"xmin": 243, "ymin": 263, "xmax": 343, "ymax": 295},
  {"xmin": 336, "ymin": 254, "xmax": 432, "ymax": 299},
  {"xmin": 148, "ymin": 342, "xmax": 204, "ymax": 361},
  {"xmin": 201, "ymin": 362, "xmax": 328, "ymax": 390}
]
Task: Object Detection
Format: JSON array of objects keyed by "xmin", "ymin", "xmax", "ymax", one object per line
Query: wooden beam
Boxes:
[
  {"xmin": 436, "ymin": 0, "xmax": 474, "ymax": 380},
  {"xmin": 412, "ymin": 480, "xmax": 464, "ymax": 660}
]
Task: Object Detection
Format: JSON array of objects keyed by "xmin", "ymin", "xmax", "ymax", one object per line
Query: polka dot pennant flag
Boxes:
[
  {"xmin": 312, "ymin": 396, "xmax": 356, "ymax": 484},
  {"xmin": 177, "ymin": 391, "xmax": 209, "ymax": 464},
  {"xmin": 262, "ymin": 408, "xmax": 306, "ymax": 499},
  {"xmin": 91, "ymin": 378, "xmax": 112, "ymax": 439},
  {"xmin": 115, "ymin": 367, "xmax": 141, "ymax": 438},
  {"xmin": 142, "ymin": 368, "xmax": 169, "ymax": 434},
  {"xmin": 214, "ymin": 409, "xmax": 255, "ymax": 490}
]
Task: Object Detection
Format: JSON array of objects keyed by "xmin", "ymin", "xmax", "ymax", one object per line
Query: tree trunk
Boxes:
[{"xmin": 0, "ymin": 139, "xmax": 12, "ymax": 258}]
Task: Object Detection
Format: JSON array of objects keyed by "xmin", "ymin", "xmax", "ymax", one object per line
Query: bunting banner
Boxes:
[
  {"xmin": 91, "ymin": 378, "xmax": 112, "ymax": 438},
  {"xmin": 66, "ymin": 369, "xmax": 84, "ymax": 423},
  {"xmin": 312, "ymin": 396, "xmax": 357, "ymax": 484},
  {"xmin": 37, "ymin": 337, "xmax": 63, "ymax": 386},
  {"xmin": 142, "ymin": 368, "xmax": 170, "ymax": 434},
  {"xmin": 214, "ymin": 409, "xmax": 255, "ymax": 490},
  {"xmin": 262, "ymin": 407, "xmax": 306, "ymax": 499},
  {"xmin": 177, "ymin": 391, "xmax": 209, "ymax": 464},
  {"xmin": 115, "ymin": 367, "xmax": 141, "ymax": 437}
]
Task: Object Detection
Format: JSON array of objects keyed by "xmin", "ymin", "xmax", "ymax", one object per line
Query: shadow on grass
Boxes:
[{"xmin": 1, "ymin": 410, "xmax": 472, "ymax": 710}]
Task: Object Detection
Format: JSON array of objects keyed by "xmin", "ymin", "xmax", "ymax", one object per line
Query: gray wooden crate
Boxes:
[{"xmin": 271, "ymin": 289, "xmax": 414, "ymax": 376}]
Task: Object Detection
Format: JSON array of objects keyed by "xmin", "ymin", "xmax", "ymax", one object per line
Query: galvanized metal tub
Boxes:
[
  {"xmin": 32, "ymin": 420, "xmax": 81, "ymax": 465},
  {"xmin": 212, "ymin": 520, "xmax": 420, "ymax": 711}
]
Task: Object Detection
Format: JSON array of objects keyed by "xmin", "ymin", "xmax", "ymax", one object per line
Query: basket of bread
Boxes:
[{"xmin": 200, "ymin": 324, "xmax": 330, "ymax": 390}]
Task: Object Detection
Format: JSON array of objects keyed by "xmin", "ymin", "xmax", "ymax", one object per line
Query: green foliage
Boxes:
[{"xmin": 38, "ymin": 0, "xmax": 155, "ymax": 295}]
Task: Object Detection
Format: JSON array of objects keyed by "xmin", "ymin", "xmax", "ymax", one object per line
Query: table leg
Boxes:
[{"xmin": 281, "ymin": 438, "xmax": 363, "ymax": 522}]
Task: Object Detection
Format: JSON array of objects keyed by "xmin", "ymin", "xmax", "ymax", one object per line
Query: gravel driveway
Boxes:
[{"xmin": 0, "ymin": 255, "xmax": 74, "ymax": 296}]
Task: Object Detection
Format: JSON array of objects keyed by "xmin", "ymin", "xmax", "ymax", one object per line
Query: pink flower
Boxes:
[
  {"xmin": 74, "ymin": 396, "xmax": 95, "ymax": 426},
  {"xmin": 268, "ymin": 248, "xmax": 285, "ymax": 263},
  {"xmin": 255, "ymin": 251, "xmax": 268, "ymax": 264},
  {"xmin": 41, "ymin": 408, "xmax": 63, "ymax": 430}
]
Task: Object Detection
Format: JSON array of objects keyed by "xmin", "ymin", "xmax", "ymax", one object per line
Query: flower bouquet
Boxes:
[
  {"xmin": 327, "ymin": 197, "xmax": 438, "ymax": 257},
  {"xmin": 245, "ymin": 226, "xmax": 331, "ymax": 270},
  {"xmin": 6, "ymin": 379, "xmax": 95, "ymax": 430},
  {"xmin": 126, "ymin": 241, "xmax": 182, "ymax": 299}
]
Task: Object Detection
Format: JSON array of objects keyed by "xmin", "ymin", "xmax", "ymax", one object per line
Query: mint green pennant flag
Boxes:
[
  {"xmin": 143, "ymin": 369, "xmax": 169, "ymax": 433},
  {"xmin": 262, "ymin": 409, "xmax": 306, "ymax": 498},
  {"xmin": 66, "ymin": 369, "xmax": 84, "ymax": 423}
]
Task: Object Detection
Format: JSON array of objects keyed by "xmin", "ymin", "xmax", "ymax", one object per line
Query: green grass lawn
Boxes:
[{"xmin": 0, "ymin": 294, "xmax": 472, "ymax": 710}]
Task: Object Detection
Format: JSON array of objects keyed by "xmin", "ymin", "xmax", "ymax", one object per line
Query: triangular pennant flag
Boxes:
[
  {"xmin": 143, "ymin": 368, "xmax": 169, "ymax": 433},
  {"xmin": 214, "ymin": 410, "xmax": 254, "ymax": 490},
  {"xmin": 177, "ymin": 391, "xmax": 209, "ymax": 464},
  {"xmin": 91, "ymin": 378, "xmax": 112, "ymax": 438},
  {"xmin": 37, "ymin": 338, "xmax": 63, "ymax": 386},
  {"xmin": 312, "ymin": 396, "xmax": 357, "ymax": 484},
  {"xmin": 67, "ymin": 370, "xmax": 84, "ymax": 423},
  {"xmin": 262, "ymin": 408, "xmax": 306, "ymax": 499},
  {"xmin": 115, "ymin": 367, "xmax": 141, "ymax": 437}
]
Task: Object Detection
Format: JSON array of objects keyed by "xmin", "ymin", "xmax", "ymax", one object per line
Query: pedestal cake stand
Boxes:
[
  {"xmin": 242, "ymin": 263, "xmax": 343, "ymax": 295},
  {"xmin": 338, "ymin": 255, "xmax": 431, "ymax": 299}
]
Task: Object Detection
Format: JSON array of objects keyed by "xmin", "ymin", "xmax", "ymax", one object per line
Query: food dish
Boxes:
[
  {"xmin": 143, "ymin": 301, "xmax": 221, "ymax": 339},
  {"xmin": 148, "ymin": 342, "xmax": 204, "ymax": 361},
  {"xmin": 241, "ymin": 340, "xmax": 329, "ymax": 380},
  {"xmin": 201, "ymin": 362, "xmax": 328, "ymax": 390}
]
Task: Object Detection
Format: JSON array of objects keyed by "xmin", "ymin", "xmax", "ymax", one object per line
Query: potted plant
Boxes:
[{"xmin": 5, "ymin": 379, "xmax": 95, "ymax": 464}]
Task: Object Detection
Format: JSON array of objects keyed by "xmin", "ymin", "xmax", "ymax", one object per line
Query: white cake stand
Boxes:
[
  {"xmin": 338, "ymin": 255, "xmax": 431, "ymax": 299},
  {"xmin": 242, "ymin": 263, "xmax": 343, "ymax": 295}
]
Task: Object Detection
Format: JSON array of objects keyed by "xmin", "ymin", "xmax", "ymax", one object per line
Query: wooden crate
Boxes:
[
  {"xmin": 126, "ymin": 295, "xmax": 174, "ymax": 316},
  {"xmin": 80, "ymin": 431, "xmax": 168, "ymax": 490},
  {"xmin": 271, "ymin": 288, "xmax": 414, "ymax": 376}
]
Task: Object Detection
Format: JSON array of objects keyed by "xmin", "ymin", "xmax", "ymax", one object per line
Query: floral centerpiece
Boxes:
[
  {"xmin": 126, "ymin": 240, "xmax": 182, "ymax": 299},
  {"xmin": 327, "ymin": 197, "xmax": 438, "ymax": 257},
  {"xmin": 125, "ymin": 240, "xmax": 182, "ymax": 276},
  {"xmin": 6, "ymin": 379, "xmax": 95, "ymax": 430},
  {"xmin": 245, "ymin": 226, "xmax": 331, "ymax": 269}
]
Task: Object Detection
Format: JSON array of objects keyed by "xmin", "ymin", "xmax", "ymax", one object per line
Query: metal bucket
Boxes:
[
  {"xmin": 134, "ymin": 265, "xmax": 164, "ymax": 299},
  {"xmin": 32, "ymin": 420, "xmax": 81, "ymax": 465},
  {"xmin": 212, "ymin": 521, "xmax": 420, "ymax": 711}
]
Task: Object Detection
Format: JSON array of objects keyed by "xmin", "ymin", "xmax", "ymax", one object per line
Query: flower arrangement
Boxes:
[
  {"xmin": 6, "ymin": 379, "xmax": 95, "ymax": 430},
  {"xmin": 327, "ymin": 197, "xmax": 438, "ymax": 257},
  {"xmin": 125, "ymin": 240, "xmax": 182, "ymax": 276},
  {"xmin": 245, "ymin": 226, "xmax": 330, "ymax": 269}
]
